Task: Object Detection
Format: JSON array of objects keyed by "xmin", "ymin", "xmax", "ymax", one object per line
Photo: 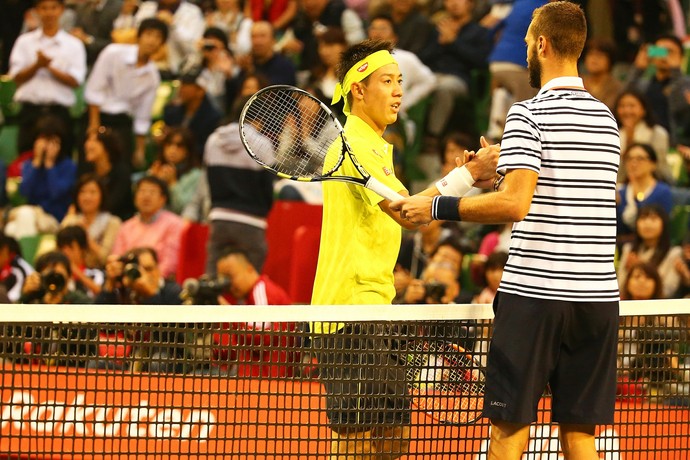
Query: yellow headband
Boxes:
[{"xmin": 331, "ymin": 50, "xmax": 398, "ymax": 115}]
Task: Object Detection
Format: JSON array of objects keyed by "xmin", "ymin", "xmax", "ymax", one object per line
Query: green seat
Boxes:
[
  {"xmin": 0, "ymin": 76, "xmax": 21, "ymax": 120},
  {"xmin": 0, "ymin": 124, "xmax": 19, "ymax": 164},
  {"xmin": 460, "ymin": 254, "xmax": 479, "ymax": 295},
  {"xmin": 670, "ymin": 205, "xmax": 690, "ymax": 246},
  {"xmin": 70, "ymin": 85, "xmax": 86, "ymax": 119},
  {"xmin": 18, "ymin": 234, "xmax": 42, "ymax": 265}
]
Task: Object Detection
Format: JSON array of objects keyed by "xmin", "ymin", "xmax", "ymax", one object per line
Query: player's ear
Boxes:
[{"xmin": 351, "ymin": 82, "xmax": 365, "ymax": 102}]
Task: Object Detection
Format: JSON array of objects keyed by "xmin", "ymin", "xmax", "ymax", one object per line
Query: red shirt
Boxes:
[{"xmin": 213, "ymin": 275, "xmax": 298, "ymax": 378}]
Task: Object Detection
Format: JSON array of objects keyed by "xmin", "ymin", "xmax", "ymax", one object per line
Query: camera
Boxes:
[
  {"xmin": 41, "ymin": 271, "xmax": 67, "ymax": 294},
  {"xmin": 424, "ymin": 282, "xmax": 447, "ymax": 303},
  {"xmin": 181, "ymin": 275, "xmax": 231, "ymax": 305},
  {"xmin": 119, "ymin": 254, "xmax": 141, "ymax": 281}
]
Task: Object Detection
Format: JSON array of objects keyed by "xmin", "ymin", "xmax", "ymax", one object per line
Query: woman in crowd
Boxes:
[
  {"xmin": 615, "ymin": 89, "xmax": 672, "ymax": 183},
  {"xmin": 61, "ymin": 174, "xmax": 122, "ymax": 268},
  {"xmin": 149, "ymin": 127, "xmax": 202, "ymax": 215},
  {"xmin": 82, "ymin": 126, "xmax": 134, "ymax": 220},
  {"xmin": 616, "ymin": 143, "xmax": 673, "ymax": 243},
  {"xmin": 618, "ymin": 204, "xmax": 683, "ymax": 298},
  {"xmin": 305, "ymin": 27, "xmax": 348, "ymax": 121},
  {"xmin": 19, "ymin": 116, "xmax": 77, "ymax": 222},
  {"xmin": 205, "ymin": 0, "xmax": 252, "ymax": 56}
]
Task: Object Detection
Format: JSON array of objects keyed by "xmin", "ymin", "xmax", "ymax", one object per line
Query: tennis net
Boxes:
[{"xmin": 0, "ymin": 301, "xmax": 688, "ymax": 459}]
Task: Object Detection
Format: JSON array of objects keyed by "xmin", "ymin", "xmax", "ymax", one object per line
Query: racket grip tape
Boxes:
[{"xmin": 365, "ymin": 176, "xmax": 405, "ymax": 201}]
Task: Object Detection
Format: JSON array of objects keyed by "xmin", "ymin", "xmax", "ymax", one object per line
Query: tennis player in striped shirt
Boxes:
[{"xmin": 392, "ymin": 2, "xmax": 620, "ymax": 459}]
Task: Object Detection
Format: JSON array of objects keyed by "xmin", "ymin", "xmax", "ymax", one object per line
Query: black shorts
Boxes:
[
  {"xmin": 483, "ymin": 292, "xmax": 619, "ymax": 425},
  {"xmin": 312, "ymin": 323, "xmax": 411, "ymax": 433}
]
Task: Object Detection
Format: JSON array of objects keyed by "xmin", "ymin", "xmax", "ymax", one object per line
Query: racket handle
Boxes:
[{"xmin": 365, "ymin": 176, "xmax": 405, "ymax": 202}]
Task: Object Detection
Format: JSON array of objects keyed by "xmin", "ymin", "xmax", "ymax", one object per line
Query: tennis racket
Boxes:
[
  {"xmin": 239, "ymin": 85, "xmax": 404, "ymax": 202},
  {"xmin": 405, "ymin": 340, "xmax": 485, "ymax": 425}
]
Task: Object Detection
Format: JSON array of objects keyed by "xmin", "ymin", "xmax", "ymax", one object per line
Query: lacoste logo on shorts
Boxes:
[{"xmin": 490, "ymin": 401, "xmax": 507, "ymax": 407}]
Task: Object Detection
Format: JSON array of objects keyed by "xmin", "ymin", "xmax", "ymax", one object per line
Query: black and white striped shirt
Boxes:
[{"xmin": 497, "ymin": 76, "xmax": 620, "ymax": 302}]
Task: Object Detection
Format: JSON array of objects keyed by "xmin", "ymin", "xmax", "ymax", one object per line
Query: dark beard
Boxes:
[{"xmin": 528, "ymin": 49, "xmax": 542, "ymax": 89}]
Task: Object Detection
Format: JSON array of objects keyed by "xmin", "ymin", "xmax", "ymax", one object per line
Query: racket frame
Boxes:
[{"xmin": 239, "ymin": 85, "xmax": 404, "ymax": 202}]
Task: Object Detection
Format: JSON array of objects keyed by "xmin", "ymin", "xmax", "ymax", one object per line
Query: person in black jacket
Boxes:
[{"xmin": 203, "ymin": 96, "xmax": 275, "ymax": 275}]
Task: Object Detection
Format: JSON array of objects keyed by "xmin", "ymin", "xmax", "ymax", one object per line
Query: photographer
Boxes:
[
  {"xmin": 18, "ymin": 251, "xmax": 93, "ymax": 367},
  {"xmin": 20, "ymin": 251, "xmax": 90, "ymax": 305},
  {"xmin": 96, "ymin": 247, "xmax": 182, "ymax": 305},
  {"xmin": 56, "ymin": 226, "xmax": 105, "ymax": 299},
  {"xmin": 96, "ymin": 247, "xmax": 184, "ymax": 373},
  {"xmin": 212, "ymin": 248, "xmax": 296, "ymax": 378}
]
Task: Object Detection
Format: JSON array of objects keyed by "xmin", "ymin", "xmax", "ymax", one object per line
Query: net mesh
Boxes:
[
  {"xmin": 0, "ymin": 302, "xmax": 688, "ymax": 459},
  {"xmin": 241, "ymin": 88, "xmax": 342, "ymax": 180}
]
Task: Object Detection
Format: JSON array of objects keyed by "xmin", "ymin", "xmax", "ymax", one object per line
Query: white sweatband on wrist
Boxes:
[{"xmin": 435, "ymin": 165, "xmax": 474, "ymax": 197}]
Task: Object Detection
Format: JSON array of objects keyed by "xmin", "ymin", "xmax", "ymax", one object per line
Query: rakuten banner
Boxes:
[{"xmin": 1, "ymin": 364, "xmax": 688, "ymax": 459}]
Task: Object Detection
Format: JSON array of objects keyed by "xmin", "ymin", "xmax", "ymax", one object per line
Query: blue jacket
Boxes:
[{"xmin": 20, "ymin": 157, "xmax": 76, "ymax": 221}]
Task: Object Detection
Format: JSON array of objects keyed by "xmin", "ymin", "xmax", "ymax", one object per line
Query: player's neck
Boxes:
[
  {"xmin": 540, "ymin": 63, "xmax": 581, "ymax": 88},
  {"xmin": 350, "ymin": 108, "xmax": 386, "ymax": 137}
]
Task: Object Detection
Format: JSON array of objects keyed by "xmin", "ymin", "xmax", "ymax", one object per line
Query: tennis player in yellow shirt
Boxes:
[{"xmin": 311, "ymin": 39, "xmax": 499, "ymax": 458}]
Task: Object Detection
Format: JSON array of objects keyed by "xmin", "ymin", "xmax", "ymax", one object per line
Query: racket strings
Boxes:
[
  {"xmin": 242, "ymin": 89, "xmax": 342, "ymax": 179},
  {"xmin": 406, "ymin": 341, "xmax": 485, "ymax": 424}
]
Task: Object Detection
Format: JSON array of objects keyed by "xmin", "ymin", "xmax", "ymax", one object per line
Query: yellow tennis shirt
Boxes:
[{"xmin": 311, "ymin": 115, "xmax": 406, "ymax": 333}]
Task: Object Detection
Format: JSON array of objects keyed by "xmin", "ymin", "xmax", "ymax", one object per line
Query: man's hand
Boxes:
[
  {"xmin": 22, "ymin": 272, "xmax": 42, "ymax": 296},
  {"xmin": 403, "ymin": 279, "xmax": 426, "ymax": 304},
  {"xmin": 465, "ymin": 136, "xmax": 500, "ymax": 184},
  {"xmin": 389, "ymin": 195, "xmax": 434, "ymax": 225},
  {"xmin": 36, "ymin": 50, "xmax": 52, "ymax": 68}
]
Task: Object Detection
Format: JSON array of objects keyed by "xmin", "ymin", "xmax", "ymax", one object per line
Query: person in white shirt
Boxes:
[
  {"xmin": 9, "ymin": 0, "xmax": 86, "ymax": 156},
  {"xmin": 84, "ymin": 18, "xmax": 168, "ymax": 169},
  {"xmin": 135, "ymin": 0, "xmax": 206, "ymax": 76}
]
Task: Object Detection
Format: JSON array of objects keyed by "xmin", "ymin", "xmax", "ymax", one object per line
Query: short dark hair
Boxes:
[
  {"xmin": 57, "ymin": 225, "xmax": 88, "ymax": 250},
  {"xmin": 203, "ymin": 27, "xmax": 229, "ymax": 50},
  {"xmin": 127, "ymin": 247, "xmax": 159, "ymax": 264},
  {"xmin": 138, "ymin": 17, "xmax": 169, "ymax": 42},
  {"xmin": 655, "ymin": 33, "xmax": 683, "ymax": 55},
  {"xmin": 485, "ymin": 251, "xmax": 509, "ymax": 272},
  {"xmin": 216, "ymin": 247, "xmax": 252, "ymax": 267},
  {"xmin": 34, "ymin": 115, "xmax": 69, "ymax": 162},
  {"xmin": 336, "ymin": 39, "xmax": 394, "ymax": 83},
  {"xmin": 135, "ymin": 175, "xmax": 170, "ymax": 203},
  {"xmin": 584, "ymin": 37, "xmax": 617, "ymax": 70},
  {"xmin": 369, "ymin": 13, "xmax": 397, "ymax": 36},
  {"xmin": 336, "ymin": 39, "xmax": 395, "ymax": 109},
  {"xmin": 531, "ymin": 1, "xmax": 587, "ymax": 60},
  {"xmin": 0, "ymin": 234, "xmax": 21, "ymax": 257},
  {"xmin": 34, "ymin": 0, "xmax": 64, "ymax": 5},
  {"xmin": 432, "ymin": 237, "xmax": 464, "ymax": 259},
  {"xmin": 35, "ymin": 251, "xmax": 71, "ymax": 277}
]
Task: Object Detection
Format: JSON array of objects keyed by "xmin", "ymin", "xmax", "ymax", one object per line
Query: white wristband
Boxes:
[{"xmin": 435, "ymin": 165, "xmax": 474, "ymax": 197}]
